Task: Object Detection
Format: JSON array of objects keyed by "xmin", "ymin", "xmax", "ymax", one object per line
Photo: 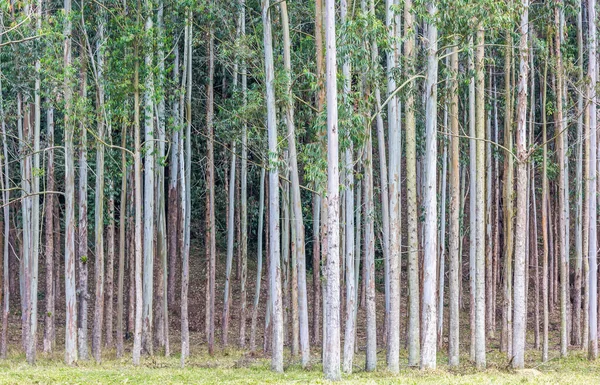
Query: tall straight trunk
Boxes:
[
  {"xmin": 141, "ymin": 0, "xmax": 156, "ymax": 356},
  {"xmin": 180, "ymin": 9, "xmax": 192, "ymax": 363},
  {"xmin": 588, "ymin": 0, "xmax": 598, "ymax": 360},
  {"xmin": 167, "ymin": 44, "xmax": 180, "ymax": 307},
  {"xmin": 105, "ymin": 186, "xmax": 115, "ymax": 349},
  {"xmin": 280, "ymin": 1, "xmax": 309, "ymax": 365},
  {"xmin": 132, "ymin": 40, "xmax": 144, "ymax": 366},
  {"xmin": 468, "ymin": 37, "xmax": 477, "ymax": 361},
  {"xmin": 262, "ymin": 0, "xmax": 284, "ymax": 372},
  {"xmin": 541, "ymin": 46, "xmax": 550, "ymax": 362},
  {"xmin": 512, "ymin": 0, "xmax": 529, "ymax": 367},
  {"xmin": 20, "ymin": 99, "xmax": 32, "ymax": 357},
  {"xmin": 313, "ymin": 0, "xmax": 324, "ymax": 347},
  {"xmin": 239, "ymin": 0, "xmax": 249, "ymax": 349},
  {"xmin": 385, "ymin": 0, "xmax": 400, "ymax": 372},
  {"xmin": 474, "ymin": 28, "xmax": 486, "ymax": 369},
  {"xmin": 92, "ymin": 2, "xmax": 107, "ymax": 361},
  {"xmin": 437, "ymin": 69, "xmax": 448, "ymax": 348},
  {"xmin": 63, "ymin": 0, "xmax": 77, "ymax": 364},
  {"xmin": 77, "ymin": 59, "xmax": 89, "ymax": 361},
  {"xmin": 323, "ymin": 0, "xmax": 340, "ymax": 378},
  {"xmin": 206, "ymin": 20, "xmax": 216, "ymax": 357},
  {"xmin": 486, "ymin": 69, "xmax": 493, "ymax": 340},
  {"xmin": 27, "ymin": 0, "xmax": 42, "ymax": 365},
  {"xmin": 116, "ymin": 123, "xmax": 128, "ymax": 357},
  {"xmin": 502, "ymin": 32, "xmax": 514, "ymax": 356},
  {"xmin": 249, "ymin": 168, "xmax": 265, "ymax": 351},
  {"xmin": 554, "ymin": 4, "xmax": 568, "ymax": 358},
  {"xmin": 364, "ymin": 133, "xmax": 377, "ymax": 372},
  {"xmin": 155, "ymin": 0, "xmax": 169, "ymax": 355},
  {"xmin": 573, "ymin": 0, "xmax": 584, "ymax": 348},
  {"xmin": 421, "ymin": 0, "xmax": 438, "ymax": 370},
  {"xmin": 492, "ymin": 77, "xmax": 500, "ymax": 336},
  {"xmin": 448, "ymin": 42, "xmax": 460, "ymax": 367},
  {"xmin": 0, "ymin": 31, "xmax": 9, "ymax": 356},
  {"xmin": 341, "ymin": 0, "xmax": 355, "ymax": 373},
  {"xmin": 364, "ymin": 0, "xmax": 378, "ymax": 372},
  {"xmin": 222, "ymin": 145, "xmax": 236, "ymax": 347},
  {"xmin": 404, "ymin": 0, "xmax": 419, "ymax": 366},
  {"xmin": 43, "ymin": 105, "xmax": 55, "ymax": 354}
]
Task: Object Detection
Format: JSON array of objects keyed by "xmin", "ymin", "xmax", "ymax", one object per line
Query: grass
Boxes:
[{"xmin": 1, "ymin": 348, "xmax": 599, "ymax": 384}]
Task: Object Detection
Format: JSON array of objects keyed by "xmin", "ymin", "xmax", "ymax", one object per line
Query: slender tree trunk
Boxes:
[
  {"xmin": 468, "ymin": 37, "xmax": 477, "ymax": 361},
  {"xmin": 180, "ymin": 9, "xmax": 192, "ymax": 364},
  {"xmin": 222, "ymin": 145, "xmax": 236, "ymax": 347},
  {"xmin": 77, "ymin": 59, "xmax": 89, "ymax": 361},
  {"xmin": 116, "ymin": 123, "xmax": 128, "ymax": 358},
  {"xmin": 132, "ymin": 39, "xmax": 144, "ymax": 367},
  {"xmin": 364, "ymin": 132, "xmax": 377, "ymax": 372},
  {"xmin": 341, "ymin": 0, "xmax": 355, "ymax": 373},
  {"xmin": 588, "ymin": 0, "xmax": 598, "ymax": 359},
  {"xmin": 262, "ymin": 0, "xmax": 284, "ymax": 372},
  {"xmin": 141, "ymin": 0, "xmax": 156, "ymax": 356},
  {"xmin": 421, "ymin": 0, "xmax": 438, "ymax": 370},
  {"xmin": 0, "ymin": 22, "xmax": 10, "ymax": 357},
  {"xmin": 239, "ymin": 0, "xmax": 249, "ymax": 349},
  {"xmin": 554, "ymin": 4, "xmax": 568, "ymax": 358},
  {"xmin": 385, "ymin": 0, "xmax": 400, "ymax": 372},
  {"xmin": 250, "ymin": 169, "xmax": 265, "ymax": 351},
  {"xmin": 155, "ymin": 0, "xmax": 169, "ymax": 355},
  {"xmin": 404, "ymin": 0, "xmax": 419, "ymax": 366},
  {"xmin": 541, "ymin": 46, "xmax": 550, "ymax": 362},
  {"xmin": 43, "ymin": 105, "xmax": 55, "ymax": 354},
  {"xmin": 280, "ymin": 1, "xmax": 309, "ymax": 365},
  {"xmin": 573, "ymin": 0, "xmax": 584, "ymax": 348},
  {"xmin": 323, "ymin": 0, "xmax": 340, "ymax": 378},
  {"xmin": 475, "ymin": 28, "xmax": 486, "ymax": 369},
  {"xmin": 105, "ymin": 187, "xmax": 115, "ymax": 350},
  {"xmin": 502, "ymin": 32, "xmax": 514, "ymax": 356},
  {"xmin": 448, "ymin": 42, "xmax": 460, "ymax": 367},
  {"xmin": 512, "ymin": 0, "xmax": 529, "ymax": 367},
  {"xmin": 92, "ymin": 2, "xmax": 107, "ymax": 361},
  {"xmin": 206, "ymin": 19, "xmax": 217, "ymax": 357},
  {"xmin": 63, "ymin": 0, "xmax": 78, "ymax": 363}
]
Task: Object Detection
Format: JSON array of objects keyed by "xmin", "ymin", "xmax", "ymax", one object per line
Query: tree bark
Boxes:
[
  {"xmin": 262, "ymin": 0, "xmax": 284, "ymax": 372},
  {"xmin": 421, "ymin": 0, "xmax": 438, "ymax": 370}
]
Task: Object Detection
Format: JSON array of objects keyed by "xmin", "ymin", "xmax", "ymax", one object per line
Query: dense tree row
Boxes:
[{"xmin": 1, "ymin": 0, "xmax": 600, "ymax": 379}]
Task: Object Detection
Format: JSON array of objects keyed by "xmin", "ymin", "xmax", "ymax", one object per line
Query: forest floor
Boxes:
[
  {"xmin": 2, "ymin": 246, "xmax": 599, "ymax": 383},
  {"xmin": 1, "ymin": 346, "xmax": 600, "ymax": 384}
]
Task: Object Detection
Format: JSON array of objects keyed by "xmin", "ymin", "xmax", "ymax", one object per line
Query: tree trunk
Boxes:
[
  {"xmin": 448, "ymin": 42, "xmax": 460, "ymax": 367},
  {"xmin": 512, "ymin": 1, "xmax": 529, "ymax": 367},
  {"xmin": 262, "ymin": 0, "xmax": 284, "ymax": 372},
  {"xmin": 77, "ymin": 58, "xmax": 89, "ymax": 361},
  {"xmin": 43, "ymin": 105, "xmax": 55, "ymax": 354},
  {"xmin": 404, "ymin": 0, "xmax": 419, "ymax": 366},
  {"xmin": 541, "ymin": 45, "xmax": 550, "ymax": 362},
  {"xmin": 587, "ymin": 0, "xmax": 598, "ymax": 359},
  {"xmin": 421, "ymin": 0, "xmax": 438, "ymax": 370},
  {"xmin": 475, "ymin": 28, "xmax": 486, "ymax": 369},
  {"xmin": 116, "ymin": 123, "xmax": 128, "ymax": 358},
  {"xmin": 105, "ymin": 186, "xmax": 115, "ymax": 350},
  {"xmin": 63, "ymin": 0, "xmax": 78, "ymax": 363},
  {"xmin": 250, "ymin": 169, "xmax": 265, "ymax": 352},
  {"xmin": 222, "ymin": 144, "xmax": 236, "ymax": 347},
  {"xmin": 92, "ymin": 2, "xmax": 107, "ymax": 361}
]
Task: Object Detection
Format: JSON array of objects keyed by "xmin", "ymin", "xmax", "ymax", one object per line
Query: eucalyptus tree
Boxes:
[
  {"xmin": 588, "ymin": 0, "xmax": 598, "ymax": 360},
  {"xmin": 386, "ymin": 0, "xmax": 400, "ymax": 372},
  {"xmin": 512, "ymin": 0, "xmax": 529, "ymax": 368},
  {"xmin": 63, "ymin": 0, "xmax": 78, "ymax": 364},
  {"xmin": 280, "ymin": 0, "xmax": 310, "ymax": 366},
  {"xmin": 448, "ymin": 42, "xmax": 460, "ymax": 367},
  {"xmin": 261, "ymin": 0, "xmax": 284, "ymax": 372},
  {"xmin": 421, "ymin": 0, "xmax": 438, "ymax": 370},
  {"xmin": 92, "ymin": 0, "xmax": 107, "ymax": 361},
  {"xmin": 404, "ymin": 0, "xmax": 420, "ymax": 367}
]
